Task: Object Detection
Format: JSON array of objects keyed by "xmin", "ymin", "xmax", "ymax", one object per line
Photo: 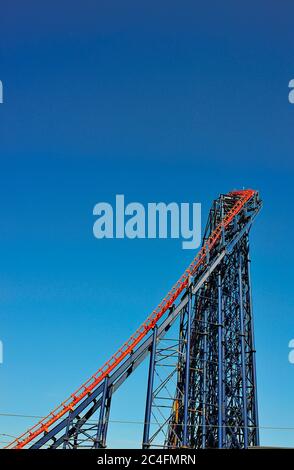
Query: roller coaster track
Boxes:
[{"xmin": 6, "ymin": 189, "xmax": 258, "ymax": 449}]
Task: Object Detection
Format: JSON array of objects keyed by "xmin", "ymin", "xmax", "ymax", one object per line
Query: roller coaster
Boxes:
[{"xmin": 6, "ymin": 189, "xmax": 262, "ymax": 449}]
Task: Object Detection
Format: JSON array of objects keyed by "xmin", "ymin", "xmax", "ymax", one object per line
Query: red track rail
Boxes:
[{"xmin": 7, "ymin": 189, "xmax": 256, "ymax": 449}]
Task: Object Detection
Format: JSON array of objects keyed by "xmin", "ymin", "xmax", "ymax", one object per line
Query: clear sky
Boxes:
[{"xmin": 0, "ymin": 1, "xmax": 294, "ymax": 448}]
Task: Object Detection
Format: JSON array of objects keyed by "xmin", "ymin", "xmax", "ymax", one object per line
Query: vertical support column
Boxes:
[
  {"xmin": 63, "ymin": 411, "xmax": 73, "ymax": 449},
  {"xmin": 142, "ymin": 326, "xmax": 158, "ymax": 449},
  {"xmin": 238, "ymin": 253, "xmax": 249, "ymax": 448},
  {"xmin": 217, "ymin": 272, "xmax": 224, "ymax": 448},
  {"xmin": 201, "ymin": 306, "xmax": 208, "ymax": 448},
  {"xmin": 182, "ymin": 288, "xmax": 192, "ymax": 447},
  {"xmin": 101, "ymin": 386, "xmax": 113, "ymax": 448},
  {"xmin": 94, "ymin": 376, "xmax": 109, "ymax": 448},
  {"xmin": 247, "ymin": 251, "xmax": 260, "ymax": 446}
]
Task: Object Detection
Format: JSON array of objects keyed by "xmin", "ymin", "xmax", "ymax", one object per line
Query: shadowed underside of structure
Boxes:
[{"xmin": 6, "ymin": 189, "xmax": 261, "ymax": 449}]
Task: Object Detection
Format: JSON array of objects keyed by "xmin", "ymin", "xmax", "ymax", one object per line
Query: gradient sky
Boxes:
[{"xmin": 1, "ymin": 1, "xmax": 294, "ymax": 448}]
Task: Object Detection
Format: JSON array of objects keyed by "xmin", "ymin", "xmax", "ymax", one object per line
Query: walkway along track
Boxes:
[{"xmin": 6, "ymin": 189, "xmax": 260, "ymax": 449}]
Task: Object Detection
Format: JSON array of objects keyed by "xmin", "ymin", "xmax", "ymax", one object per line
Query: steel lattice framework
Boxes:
[{"xmin": 6, "ymin": 189, "xmax": 261, "ymax": 449}]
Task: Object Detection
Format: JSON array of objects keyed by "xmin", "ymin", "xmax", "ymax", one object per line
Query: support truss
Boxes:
[{"xmin": 144, "ymin": 196, "xmax": 260, "ymax": 449}]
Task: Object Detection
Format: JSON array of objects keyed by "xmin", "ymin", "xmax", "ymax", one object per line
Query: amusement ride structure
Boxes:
[{"xmin": 6, "ymin": 189, "xmax": 262, "ymax": 449}]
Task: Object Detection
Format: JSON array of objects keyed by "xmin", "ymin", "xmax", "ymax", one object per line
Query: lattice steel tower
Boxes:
[{"xmin": 145, "ymin": 192, "xmax": 261, "ymax": 449}]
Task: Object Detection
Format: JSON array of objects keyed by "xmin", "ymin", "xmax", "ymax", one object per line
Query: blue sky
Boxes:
[{"xmin": 0, "ymin": 1, "xmax": 294, "ymax": 447}]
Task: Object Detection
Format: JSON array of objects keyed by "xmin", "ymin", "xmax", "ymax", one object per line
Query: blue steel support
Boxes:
[
  {"xmin": 182, "ymin": 288, "xmax": 192, "ymax": 447},
  {"xmin": 217, "ymin": 272, "xmax": 223, "ymax": 448},
  {"xmin": 142, "ymin": 326, "xmax": 158, "ymax": 448},
  {"xmin": 238, "ymin": 254, "xmax": 249, "ymax": 448},
  {"xmin": 63, "ymin": 411, "xmax": 73, "ymax": 449},
  {"xmin": 201, "ymin": 307, "xmax": 208, "ymax": 448},
  {"xmin": 101, "ymin": 386, "xmax": 113, "ymax": 448},
  {"xmin": 94, "ymin": 376, "xmax": 109, "ymax": 448},
  {"xmin": 247, "ymin": 254, "xmax": 260, "ymax": 446}
]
